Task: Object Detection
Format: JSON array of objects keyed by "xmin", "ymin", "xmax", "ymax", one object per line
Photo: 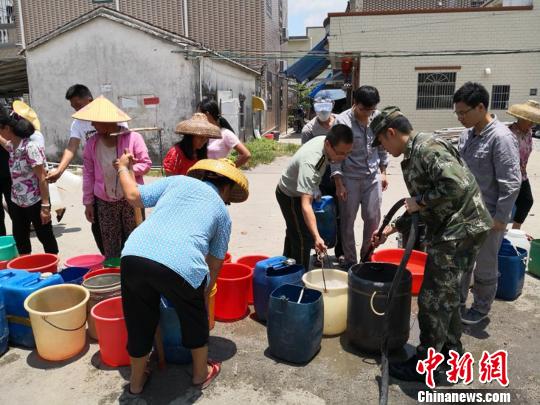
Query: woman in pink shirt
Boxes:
[
  {"xmin": 198, "ymin": 99, "xmax": 251, "ymax": 167},
  {"xmin": 76, "ymin": 96, "xmax": 151, "ymax": 258},
  {"xmin": 507, "ymin": 100, "xmax": 540, "ymax": 229}
]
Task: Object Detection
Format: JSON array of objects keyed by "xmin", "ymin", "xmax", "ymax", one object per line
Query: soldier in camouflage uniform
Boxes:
[{"xmin": 370, "ymin": 106, "xmax": 492, "ymax": 382}]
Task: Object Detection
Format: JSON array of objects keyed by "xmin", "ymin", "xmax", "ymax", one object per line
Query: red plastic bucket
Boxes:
[
  {"xmin": 224, "ymin": 252, "xmax": 232, "ymax": 263},
  {"xmin": 83, "ymin": 267, "xmax": 120, "ymax": 281},
  {"xmin": 371, "ymin": 248, "xmax": 427, "ymax": 295},
  {"xmin": 7, "ymin": 253, "xmax": 59, "ymax": 273},
  {"xmin": 236, "ymin": 255, "xmax": 269, "ymax": 305},
  {"xmin": 65, "ymin": 254, "xmax": 105, "ymax": 271},
  {"xmin": 91, "ymin": 296, "xmax": 130, "ymax": 367},
  {"xmin": 215, "ymin": 263, "xmax": 252, "ymax": 321}
]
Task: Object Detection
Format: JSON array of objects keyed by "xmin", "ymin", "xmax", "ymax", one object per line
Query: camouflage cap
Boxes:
[{"xmin": 370, "ymin": 106, "xmax": 403, "ymax": 147}]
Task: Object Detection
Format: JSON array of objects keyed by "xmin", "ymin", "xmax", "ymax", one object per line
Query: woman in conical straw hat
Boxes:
[
  {"xmin": 73, "ymin": 95, "xmax": 152, "ymax": 258},
  {"xmin": 162, "ymin": 112, "xmax": 221, "ymax": 176},
  {"xmin": 0, "ymin": 103, "xmax": 58, "ymax": 254},
  {"xmin": 113, "ymin": 153, "xmax": 248, "ymax": 396},
  {"xmin": 506, "ymin": 100, "xmax": 540, "ymax": 230}
]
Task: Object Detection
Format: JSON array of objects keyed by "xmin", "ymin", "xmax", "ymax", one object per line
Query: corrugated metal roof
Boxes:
[{"xmin": 0, "ymin": 45, "xmax": 27, "ymax": 96}]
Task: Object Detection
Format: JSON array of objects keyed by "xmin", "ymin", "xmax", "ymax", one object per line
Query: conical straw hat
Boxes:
[
  {"xmin": 175, "ymin": 113, "xmax": 221, "ymax": 139},
  {"xmin": 72, "ymin": 95, "xmax": 132, "ymax": 123},
  {"xmin": 187, "ymin": 158, "xmax": 249, "ymax": 203},
  {"xmin": 506, "ymin": 100, "xmax": 540, "ymax": 124},
  {"xmin": 12, "ymin": 100, "xmax": 41, "ymax": 131}
]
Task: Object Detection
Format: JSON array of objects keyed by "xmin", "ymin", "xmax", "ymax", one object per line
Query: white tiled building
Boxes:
[{"xmin": 328, "ymin": 1, "xmax": 539, "ymax": 131}]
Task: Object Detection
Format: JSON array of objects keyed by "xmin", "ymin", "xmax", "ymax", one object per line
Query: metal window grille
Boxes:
[
  {"xmin": 470, "ymin": 0, "xmax": 486, "ymax": 7},
  {"xmin": 0, "ymin": 0, "xmax": 14, "ymax": 25},
  {"xmin": 266, "ymin": 0, "xmax": 272, "ymax": 17},
  {"xmin": 266, "ymin": 71, "xmax": 273, "ymax": 110},
  {"xmin": 491, "ymin": 85, "xmax": 511, "ymax": 110},
  {"xmin": 0, "ymin": 28, "xmax": 8, "ymax": 43},
  {"xmin": 416, "ymin": 72, "xmax": 456, "ymax": 110}
]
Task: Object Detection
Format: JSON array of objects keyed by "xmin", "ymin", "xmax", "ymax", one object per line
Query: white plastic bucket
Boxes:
[
  {"xmin": 302, "ymin": 269, "xmax": 348, "ymax": 335},
  {"xmin": 505, "ymin": 230, "xmax": 531, "ymax": 254},
  {"xmin": 24, "ymin": 284, "xmax": 89, "ymax": 361}
]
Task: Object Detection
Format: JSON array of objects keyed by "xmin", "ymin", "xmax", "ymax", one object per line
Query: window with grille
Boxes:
[
  {"xmin": 266, "ymin": 71, "xmax": 273, "ymax": 110},
  {"xmin": 491, "ymin": 85, "xmax": 510, "ymax": 110},
  {"xmin": 266, "ymin": 0, "xmax": 272, "ymax": 17},
  {"xmin": 416, "ymin": 72, "xmax": 457, "ymax": 110},
  {"xmin": 0, "ymin": 29, "xmax": 8, "ymax": 44},
  {"xmin": 470, "ymin": 0, "xmax": 486, "ymax": 7},
  {"xmin": 0, "ymin": 0, "xmax": 14, "ymax": 25}
]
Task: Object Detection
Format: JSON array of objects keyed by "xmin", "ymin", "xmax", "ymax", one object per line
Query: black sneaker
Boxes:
[
  {"xmin": 461, "ymin": 308, "xmax": 488, "ymax": 325},
  {"xmin": 389, "ymin": 355, "xmax": 424, "ymax": 383},
  {"xmin": 390, "ymin": 355, "xmax": 442, "ymax": 385}
]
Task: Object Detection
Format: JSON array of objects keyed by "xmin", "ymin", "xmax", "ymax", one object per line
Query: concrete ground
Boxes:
[{"xmin": 1, "ymin": 136, "xmax": 540, "ymax": 404}]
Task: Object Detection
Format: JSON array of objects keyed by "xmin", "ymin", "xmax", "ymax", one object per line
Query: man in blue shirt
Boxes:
[{"xmin": 116, "ymin": 145, "xmax": 249, "ymax": 397}]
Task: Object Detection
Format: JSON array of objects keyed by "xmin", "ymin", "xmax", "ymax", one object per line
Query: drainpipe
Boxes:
[
  {"xmin": 16, "ymin": 0, "xmax": 26, "ymax": 49},
  {"xmin": 198, "ymin": 56, "xmax": 203, "ymax": 102},
  {"xmin": 115, "ymin": 0, "xmax": 120, "ymax": 11},
  {"xmin": 183, "ymin": 0, "xmax": 189, "ymax": 37}
]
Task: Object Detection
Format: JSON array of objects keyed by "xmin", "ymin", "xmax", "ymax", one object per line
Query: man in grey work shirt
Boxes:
[
  {"xmin": 453, "ymin": 82, "xmax": 521, "ymax": 325},
  {"xmin": 301, "ymin": 97, "xmax": 335, "ymax": 145},
  {"xmin": 276, "ymin": 125, "xmax": 353, "ymax": 270},
  {"xmin": 331, "ymin": 86, "xmax": 389, "ymax": 267}
]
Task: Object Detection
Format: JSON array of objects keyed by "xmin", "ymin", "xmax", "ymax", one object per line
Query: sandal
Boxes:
[
  {"xmin": 56, "ymin": 208, "xmax": 66, "ymax": 222},
  {"xmin": 125, "ymin": 367, "xmax": 152, "ymax": 397},
  {"xmin": 193, "ymin": 360, "xmax": 221, "ymax": 390}
]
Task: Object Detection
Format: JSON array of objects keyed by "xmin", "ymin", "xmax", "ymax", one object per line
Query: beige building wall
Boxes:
[
  {"xmin": 329, "ymin": 4, "xmax": 540, "ymax": 131},
  {"xmin": 284, "ymin": 26, "xmax": 326, "ymax": 65}
]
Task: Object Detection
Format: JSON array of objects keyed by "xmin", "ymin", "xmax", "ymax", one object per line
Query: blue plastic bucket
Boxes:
[
  {"xmin": 496, "ymin": 241, "xmax": 527, "ymax": 301},
  {"xmin": 267, "ymin": 284, "xmax": 323, "ymax": 364},
  {"xmin": 59, "ymin": 267, "xmax": 90, "ymax": 285}
]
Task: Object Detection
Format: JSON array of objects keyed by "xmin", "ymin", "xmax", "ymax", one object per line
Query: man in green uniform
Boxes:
[
  {"xmin": 370, "ymin": 107, "xmax": 492, "ymax": 381},
  {"xmin": 276, "ymin": 124, "xmax": 353, "ymax": 269}
]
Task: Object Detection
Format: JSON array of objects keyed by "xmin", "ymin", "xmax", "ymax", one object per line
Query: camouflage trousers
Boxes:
[{"xmin": 417, "ymin": 231, "xmax": 488, "ymax": 359}]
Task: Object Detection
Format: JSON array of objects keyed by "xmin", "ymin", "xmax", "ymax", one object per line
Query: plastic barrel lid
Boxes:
[{"xmin": 82, "ymin": 273, "xmax": 121, "ymax": 289}]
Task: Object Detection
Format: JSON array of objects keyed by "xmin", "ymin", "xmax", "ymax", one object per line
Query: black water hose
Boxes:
[
  {"xmin": 361, "ymin": 198, "xmax": 407, "ymax": 264},
  {"xmin": 379, "ymin": 212, "xmax": 419, "ymax": 405}
]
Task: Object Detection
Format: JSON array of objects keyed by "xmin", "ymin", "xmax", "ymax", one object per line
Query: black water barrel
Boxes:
[{"xmin": 347, "ymin": 262, "xmax": 412, "ymax": 353}]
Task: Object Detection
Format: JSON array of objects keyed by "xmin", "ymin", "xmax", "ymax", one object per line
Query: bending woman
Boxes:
[{"xmin": 116, "ymin": 155, "xmax": 249, "ymax": 397}]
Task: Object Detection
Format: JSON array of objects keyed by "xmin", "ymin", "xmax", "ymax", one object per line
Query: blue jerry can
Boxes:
[
  {"xmin": 0, "ymin": 290, "xmax": 8, "ymax": 357},
  {"xmin": 159, "ymin": 298, "xmax": 192, "ymax": 364},
  {"xmin": 267, "ymin": 284, "xmax": 323, "ymax": 364},
  {"xmin": 253, "ymin": 257, "xmax": 305, "ymax": 322},
  {"xmin": 312, "ymin": 196, "xmax": 337, "ymax": 249},
  {"xmin": 2, "ymin": 271, "xmax": 63, "ymax": 347}
]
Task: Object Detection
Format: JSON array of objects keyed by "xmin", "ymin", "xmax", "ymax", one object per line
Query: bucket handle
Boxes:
[
  {"xmin": 41, "ymin": 314, "xmax": 88, "ymax": 332},
  {"xmin": 370, "ymin": 291, "xmax": 385, "ymax": 317}
]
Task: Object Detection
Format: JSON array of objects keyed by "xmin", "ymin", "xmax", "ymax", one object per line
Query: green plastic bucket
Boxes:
[
  {"xmin": 0, "ymin": 236, "xmax": 18, "ymax": 261},
  {"xmin": 528, "ymin": 239, "xmax": 540, "ymax": 278}
]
